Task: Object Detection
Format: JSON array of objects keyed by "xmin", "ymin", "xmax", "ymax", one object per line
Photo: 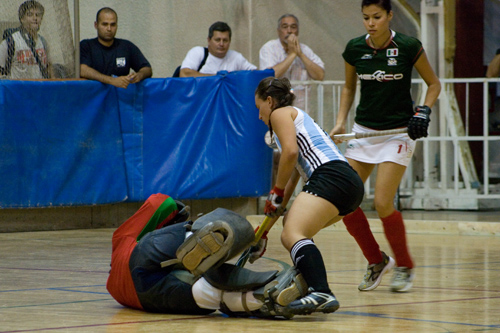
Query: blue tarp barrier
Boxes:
[
  {"xmin": 0, "ymin": 80, "xmax": 128, "ymax": 207},
  {"xmin": 141, "ymin": 71, "xmax": 272, "ymax": 200},
  {"xmin": 0, "ymin": 70, "xmax": 273, "ymax": 208},
  {"xmin": 117, "ymin": 82, "xmax": 145, "ymax": 201}
]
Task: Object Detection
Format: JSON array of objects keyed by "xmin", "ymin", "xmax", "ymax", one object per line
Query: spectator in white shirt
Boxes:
[
  {"xmin": 180, "ymin": 21, "xmax": 256, "ymax": 77},
  {"xmin": 259, "ymin": 14, "xmax": 324, "ymax": 110}
]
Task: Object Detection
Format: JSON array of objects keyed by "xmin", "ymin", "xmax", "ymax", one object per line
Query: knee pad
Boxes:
[
  {"xmin": 253, "ymin": 265, "xmax": 308, "ymax": 307},
  {"xmin": 217, "ymin": 265, "xmax": 306, "ymax": 320}
]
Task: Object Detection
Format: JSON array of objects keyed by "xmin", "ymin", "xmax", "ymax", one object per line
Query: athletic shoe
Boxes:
[
  {"xmin": 358, "ymin": 251, "xmax": 395, "ymax": 291},
  {"xmin": 286, "ymin": 289, "xmax": 340, "ymax": 315},
  {"xmin": 390, "ymin": 267, "xmax": 415, "ymax": 292}
]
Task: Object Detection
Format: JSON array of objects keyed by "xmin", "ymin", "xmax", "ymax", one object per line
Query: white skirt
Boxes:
[{"xmin": 344, "ymin": 123, "xmax": 416, "ymax": 167}]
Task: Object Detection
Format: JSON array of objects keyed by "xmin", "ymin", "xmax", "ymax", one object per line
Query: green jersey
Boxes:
[{"xmin": 343, "ymin": 30, "xmax": 424, "ymax": 130}]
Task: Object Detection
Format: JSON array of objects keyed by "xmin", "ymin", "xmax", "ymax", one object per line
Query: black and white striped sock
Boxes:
[{"xmin": 290, "ymin": 239, "xmax": 332, "ymax": 294}]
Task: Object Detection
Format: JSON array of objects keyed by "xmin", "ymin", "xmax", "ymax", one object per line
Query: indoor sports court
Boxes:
[{"xmin": 1, "ymin": 210, "xmax": 499, "ymax": 332}]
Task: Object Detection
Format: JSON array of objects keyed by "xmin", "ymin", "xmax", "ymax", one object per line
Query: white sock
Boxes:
[{"xmin": 192, "ymin": 277, "xmax": 262, "ymax": 311}]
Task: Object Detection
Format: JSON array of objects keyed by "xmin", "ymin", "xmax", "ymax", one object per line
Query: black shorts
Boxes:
[{"xmin": 302, "ymin": 160, "xmax": 364, "ymax": 216}]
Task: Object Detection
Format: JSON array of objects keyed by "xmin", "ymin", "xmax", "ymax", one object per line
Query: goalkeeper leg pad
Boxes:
[{"xmin": 161, "ymin": 208, "xmax": 254, "ymax": 276}]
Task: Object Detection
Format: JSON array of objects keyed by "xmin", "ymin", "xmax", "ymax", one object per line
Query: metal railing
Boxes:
[{"xmin": 292, "ymin": 78, "xmax": 500, "ymax": 210}]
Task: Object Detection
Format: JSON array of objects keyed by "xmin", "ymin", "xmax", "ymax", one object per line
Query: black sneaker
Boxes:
[{"xmin": 286, "ymin": 290, "xmax": 340, "ymax": 315}]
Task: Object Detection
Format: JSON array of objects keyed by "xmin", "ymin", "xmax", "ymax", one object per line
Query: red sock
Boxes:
[
  {"xmin": 343, "ymin": 207, "xmax": 382, "ymax": 264},
  {"xmin": 381, "ymin": 210, "xmax": 414, "ymax": 268}
]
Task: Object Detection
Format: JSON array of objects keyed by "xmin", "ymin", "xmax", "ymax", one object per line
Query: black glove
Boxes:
[
  {"xmin": 169, "ymin": 201, "xmax": 190, "ymax": 225},
  {"xmin": 407, "ymin": 105, "xmax": 431, "ymax": 140}
]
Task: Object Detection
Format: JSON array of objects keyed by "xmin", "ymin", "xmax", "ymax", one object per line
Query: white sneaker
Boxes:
[
  {"xmin": 358, "ymin": 251, "xmax": 395, "ymax": 291},
  {"xmin": 390, "ymin": 267, "xmax": 415, "ymax": 292}
]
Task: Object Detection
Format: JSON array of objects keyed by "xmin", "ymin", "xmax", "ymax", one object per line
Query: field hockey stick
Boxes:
[
  {"xmin": 236, "ymin": 216, "xmax": 272, "ymax": 267},
  {"xmin": 333, "ymin": 128, "xmax": 407, "ymax": 141}
]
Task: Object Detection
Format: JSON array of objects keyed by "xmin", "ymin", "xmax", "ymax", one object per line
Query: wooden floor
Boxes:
[{"xmin": 1, "ymin": 211, "xmax": 499, "ymax": 332}]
